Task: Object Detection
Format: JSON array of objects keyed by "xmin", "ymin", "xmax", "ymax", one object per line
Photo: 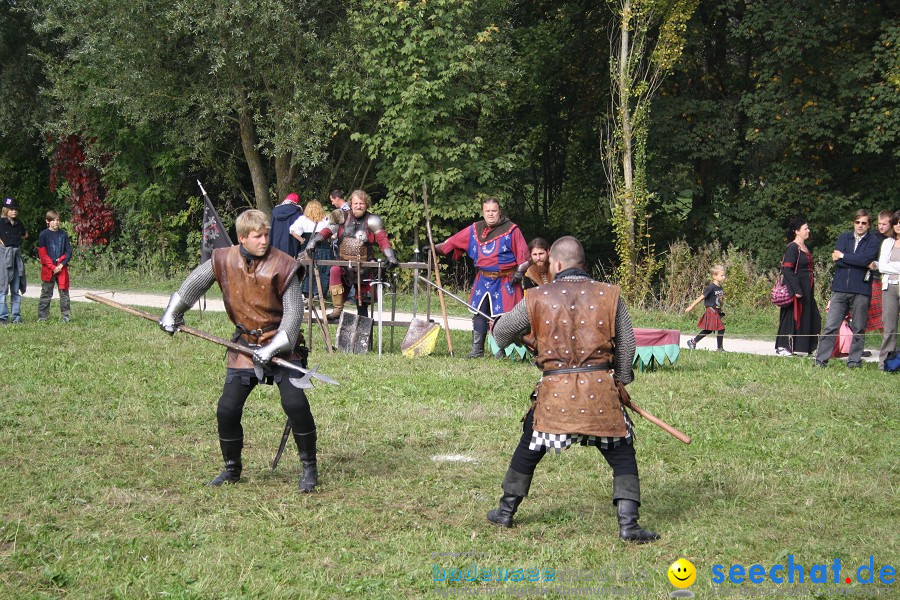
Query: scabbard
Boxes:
[{"xmin": 272, "ymin": 418, "xmax": 292, "ymax": 470}]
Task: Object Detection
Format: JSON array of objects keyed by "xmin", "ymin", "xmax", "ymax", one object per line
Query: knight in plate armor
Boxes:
[{"xmin": 305, "ymin": 189, "xmax": 398, "ymax": 323}]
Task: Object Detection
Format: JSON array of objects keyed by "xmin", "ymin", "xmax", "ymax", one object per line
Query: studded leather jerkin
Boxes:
[
  {"xmin": 526, "ymin": 279, "xmax": 626, "ymax": 437},
  {"xmin": 337, "ymin": 213, "xmax": 377, "ymax": 261},
  {"xmin": 212, "ymin": 246, "xmax": 302, "ymax": 369}
]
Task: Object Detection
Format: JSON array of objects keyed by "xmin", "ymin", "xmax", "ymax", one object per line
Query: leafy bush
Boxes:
[{"xmin": 648, "ymin": 239, "xmax": 830, "ymax": 313}]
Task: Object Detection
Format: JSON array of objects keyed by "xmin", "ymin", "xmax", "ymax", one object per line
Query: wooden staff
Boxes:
[
  {"xmin": 421, "ymin": 181, "xmax": 454, "ymax": 356},
  {"xmin": 310, "ymin": 257, "xmax": 334, "ymax": 353},
  {"xmin": 85, "ymin": 293, "xmax": 338, "ymax": 386},
  {"xmin": 616, "ymin": 380, "xmax": 691, "ymax": 444}
]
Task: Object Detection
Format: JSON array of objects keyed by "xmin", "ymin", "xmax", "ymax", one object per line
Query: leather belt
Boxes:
[
  {"xmin": 542, "ymin": 363, "xmax": 612, "ymax": 376},
  {"xmin": 232, "ymin": 323, "xmax": 277, "ymax": 345},
  {"xmin": 478, "ymin": 268, "xmax": 515, "ymax": 280}
]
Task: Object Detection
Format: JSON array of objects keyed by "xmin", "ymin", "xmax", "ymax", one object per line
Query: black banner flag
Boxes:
[{"xmin": 199, "ymin": 181, "xmax": 233, "ymax": 263}]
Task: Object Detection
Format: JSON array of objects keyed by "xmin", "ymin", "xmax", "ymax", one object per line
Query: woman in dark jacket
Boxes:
[{"xmin": 775, "ymin": 217, "xmax": 821, "ymax": 356}]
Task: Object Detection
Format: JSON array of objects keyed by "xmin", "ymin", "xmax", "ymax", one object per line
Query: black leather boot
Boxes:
[
  {"xmin": 617, "ymin": 500, "xmax": 659, "ymax": 542},
  {"xmin": 487, "ymin": 494, "xmax": 523, "ymax": 528},
  {"xmin": 208, "ymin": 438, "xmax": 242, "ymax": 486},
  {"xmin": 613, "ymin": 475, "xmax": 659, "ymax": 542},
  {"xmin": 467, "ymin": 330, "xmax": 486, "ymax": 359},
  {"xmin": 294, "ymin": 431, "xmax": 318, "ymax": 493},
  {"xmin": 487, "ymin": 468, "xmax": 532, "ymax": 528}
]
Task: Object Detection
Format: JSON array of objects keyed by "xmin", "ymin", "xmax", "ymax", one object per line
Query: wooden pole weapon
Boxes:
[
  {"xmin": 616, "ymin": 380, "xmax": 691, "ymax": 444},
  {"xmin": 421, "ymin": 181, "xmax": 454, "ymax": 356},
  {"xmin": 309, "ymin": 257, "xmax": 334, "ymax": 353},
  {"xmin": 85, "ymin": 293, "xmax": 338, "ymax": 386}
]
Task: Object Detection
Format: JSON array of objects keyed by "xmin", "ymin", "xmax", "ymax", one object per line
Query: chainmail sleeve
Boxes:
[
  {"xmin": 278, "ymin": 275, "xmax": 305, "ymax": 347},
  {"xmin": 492, "ymin": 299, "xmax": 531, "ymax": 348},
  {"xmin": 176, "ymin": 261, "xmax": 216, "ymax": 306},
  {"xmin": 613, "ymin": 297, "xmax": 636, "ymax": 385}
]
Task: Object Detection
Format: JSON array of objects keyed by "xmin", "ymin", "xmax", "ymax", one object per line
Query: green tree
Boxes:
[
  {"xmin": 342, "ymin": 0, "xmax": 514, "ymax": 245},
  {"xmin": 487, "ymin": 1, "xmax": 617, "ymax": 256},
  {"xmin": 602, "ymin": 0, "xmax": 697, "ymax": 301},
  {"xmin": 35, "ymin": 0, "xmax": 345, "ymax": 213},
  {"xmin": 0, "ymin": 1, "xmax": 55, "ymax": 239},
  {"xmin": 650, "ymin": 1, "xmax": 899, "ymax": 264}
]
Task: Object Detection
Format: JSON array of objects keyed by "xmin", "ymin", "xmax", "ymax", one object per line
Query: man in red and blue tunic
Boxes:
[{"xmin": 437, "ymin": 197, "xmax": 529, "ymax": 358}]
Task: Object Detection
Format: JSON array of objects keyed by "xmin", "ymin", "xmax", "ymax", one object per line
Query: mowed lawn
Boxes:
[{"xmin": 1, "ymin": 298, "xmax": 897, "ymax": 598}]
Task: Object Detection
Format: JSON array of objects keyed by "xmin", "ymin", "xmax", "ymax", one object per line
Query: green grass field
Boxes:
[{"xmin": 1, "ymin": 297, "xmax": 897, "ymax": 598}]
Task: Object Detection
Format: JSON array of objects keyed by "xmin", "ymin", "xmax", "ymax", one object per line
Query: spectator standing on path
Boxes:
[
  {"xmin": 874, "ymin": 210, "xmax": 900, "ymax": 370},
  {"xmin": 814, "ymin": 210, "xmax": 881, "ymax": 368},
  {"xmin": 685, "ymin": 265, "xmax": 726, "ymax": 352},
  {"xmin": 270, "ymin": 193, "xmax": 302, "ymax": 257},
  {"xmin": 864, "ymin": 210, "xmax": 895, "ymax": 334},
  {"xmin": 0, "ymin": 197, "xmax": 28, "ymax": 324},
  {"xmin": 775, "ymin": 217, "xmax": 821, "ymax": 357},
  {"xmin": 37, "ymin": 210, "xmax": 73, "ymax": 322}
]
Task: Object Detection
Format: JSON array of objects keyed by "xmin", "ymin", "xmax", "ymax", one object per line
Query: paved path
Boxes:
[
  {"xmin": 25, "ymin": 286, "xmax": 878, "ymax": 362},
  {"xmin": 24, "ymin": 286, "xmax": 474, "ymax": 330}
]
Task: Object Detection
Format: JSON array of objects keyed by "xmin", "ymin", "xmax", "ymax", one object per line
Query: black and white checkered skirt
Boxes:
[{"xmin": 529, "ymin": 407, "xmax": 635, "ymax": 453}]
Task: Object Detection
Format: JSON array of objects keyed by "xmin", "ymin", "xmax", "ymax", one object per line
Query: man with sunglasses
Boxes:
[{"xmin": 814, "ymin": 210, "xmax": 881, "ymax": 368}]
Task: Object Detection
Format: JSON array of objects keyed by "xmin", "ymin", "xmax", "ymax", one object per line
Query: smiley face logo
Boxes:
[{"xmin": 668, "ymin": 558, "xmax": 696, "ymax": 588}]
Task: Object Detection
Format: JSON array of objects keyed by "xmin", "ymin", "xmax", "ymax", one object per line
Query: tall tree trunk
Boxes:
[
  {"xmin": 274, "ymin": 153, "xmax": 296, "ymax": 202},
  {"xmin": 618, "ymin": 0, "xmax": 636, "ymax": 278},
  {"xmin": 325, "ymin": 139, "xmax": 352, "ymax": 196},
  {"xmin": 358, "ymin": 157, "xmax": 373, "ymax": 190},
  {"xmin": 604, "ymin": 0, "xmax": 697, "ymax": 302},
  {"xmin": 237, "ymin": 97, "xmax": 272, "ymax": 214}
]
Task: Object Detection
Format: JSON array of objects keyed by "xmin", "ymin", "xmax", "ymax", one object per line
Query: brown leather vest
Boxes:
[
  {"xmin": 212, "ymin": 245, "xmax": 302, "ymax": 368},
  {"xmin": 527, "ymin": 279, "xmax": 626, "ymax": 437}
]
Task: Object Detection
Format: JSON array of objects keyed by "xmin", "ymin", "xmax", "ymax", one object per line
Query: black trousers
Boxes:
[
  {"xmin": 473, "ymin": 295, "xmax": 491, "ymax": 334},
  {"xmin": 509, "ymin": 410, "xmax": 638, "ymax": 478},
  {"xmin": 216, "ymin": 370, "xmax": 315, "ymax": 441}
]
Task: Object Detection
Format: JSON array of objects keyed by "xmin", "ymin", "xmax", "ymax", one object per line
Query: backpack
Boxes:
[{"xmin": 885, "ymin": 350, "xmax": 900, "ymax": 373}]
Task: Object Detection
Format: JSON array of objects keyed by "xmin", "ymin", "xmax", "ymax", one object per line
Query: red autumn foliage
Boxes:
[{"xmin": 49, "ymin": 135, "xmax": 115, "ymax": 246}]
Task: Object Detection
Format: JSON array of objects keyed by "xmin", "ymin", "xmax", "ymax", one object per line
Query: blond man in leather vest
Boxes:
[
  {"xmin": 160, "ymin": 210, "xmax": 319, "ymax": 492},
  {"xmin": 488, "ymin": 236, "xmax": 658, "ymax": 542}
]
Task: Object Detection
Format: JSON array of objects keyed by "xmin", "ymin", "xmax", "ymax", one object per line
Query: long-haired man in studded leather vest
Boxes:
[
  {"xmin": 485, "ymin": 236, "xmax": 659, "ymax": 542},
  {"xmin": 304, "ymin": 189, "xmax": 399, "ymax": 323},
  {"xmin": 159, "ymin": 209, "xmax": 320, "ymax": 493}
]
